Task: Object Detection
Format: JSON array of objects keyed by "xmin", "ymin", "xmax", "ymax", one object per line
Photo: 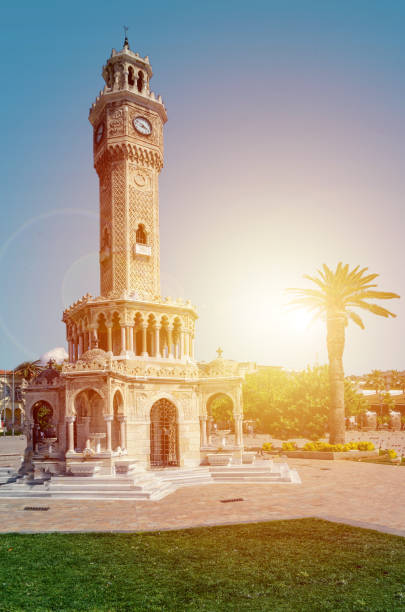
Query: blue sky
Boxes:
[{"xmin": 2, "ymin": 0, "xmax": 405, "ymax": 373}]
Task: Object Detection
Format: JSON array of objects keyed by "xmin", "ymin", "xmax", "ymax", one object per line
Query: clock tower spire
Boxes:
[{"xmin": 89, "ymin": 39, "xmax": 167, "ymax": 300}]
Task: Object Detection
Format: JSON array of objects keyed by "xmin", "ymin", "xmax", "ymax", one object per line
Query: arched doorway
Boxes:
[
  {"xmin": 150, "ymin": 399, "xmax": 179, "ymax": 467},
  {"xmin": 32, "ymin": 400, "xmax": 54, "ymax": 450}
]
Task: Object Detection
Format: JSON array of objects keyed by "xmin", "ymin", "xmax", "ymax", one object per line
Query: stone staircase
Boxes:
[
  {"xmin": 0, "ymin": 460, "xmax": 300, "ymax": 501},
  {"xmin": 209, "ymin": 462, "xmax": 300, "ymax": 484},
  {"xmin": 0, "ymin": 452, "xmax": 23, "ymax": 484}
]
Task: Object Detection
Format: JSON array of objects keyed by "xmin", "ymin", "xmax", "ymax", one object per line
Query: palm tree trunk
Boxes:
[{"xmin": 327, "ymin": 313, "xmax": 346, "ymax": 444}]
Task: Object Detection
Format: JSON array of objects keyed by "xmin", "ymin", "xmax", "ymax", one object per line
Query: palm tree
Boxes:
[
  {"xmin": 14, "ymin": 360, "xmax": 42, "ymax": 382},
  {"xmin": 287, "ymin": 263, "xmax": 399, "ymax": 444},
  {"xmin": 364, "ymin": 369, "xmax": 386, "ymax": 391},
  {"xmin": 363, "ymin": 369, "xmax": 387, "ymax": 423},
  {"xmin": 388, "ymin": 369, "xmax": 402, "ymax": 390}
]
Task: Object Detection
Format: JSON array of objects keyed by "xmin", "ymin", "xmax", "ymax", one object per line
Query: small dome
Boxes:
[
  {"xmin": 80, "ymin": 348, "xmax": 108, "ymax": 364},
  {"xmin": 203, "ymin": 357, "xmax": 238, "ymax": 378}
]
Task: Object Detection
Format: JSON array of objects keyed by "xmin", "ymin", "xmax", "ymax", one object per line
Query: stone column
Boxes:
[
  {"xmin": 92, "ymin": 328, "xmax": 98, "ymax": 349},
  {"xmin": 118, "ymin": 415, "xmax": 127, "ymax": 450},
  {"xmin": 206, "ymin": 417, "xmax": 212, "ymax": 445},
  {"xmin": 25, "ymin": 418, "xmax": 34, "ymax": 450},
  {"xmin": 128, "ymin": 325, "xmax": 134, "ymax": 354},
  {"xmin": 104, "ymin": 415, "xmax": 113, "ymax": 452},
  {"xmin": 180, "ymin": 332, "xmax": 185, "ymax": 359},
  {"xmin": 167, "ymin": 326, "xmax": 174, "ymax": 359},
  {"xmin": 68, "ymin": 340, "xmax": 73, "ymax": 362},
  {"xmin": 200, "ymin": 416, "xmax": 208, "ymax": 447},
  {"xmin": 191, "ymin": 335, "xmax": 195, "ymax": 359},
  {"xmin": 66, "ymin": 416, "xmax": 76, "ymax": 454},
  {"xmin": 150, "ymin": 330, "xmax": 155, "ymax": 356},
  {"xmin": 33, "ymin": 424, "xmax": 40, "ymax": 453},
  {"xmin": 235, "ymin": 416, "xmax": 243, "ymax": 447},
  {"xmin": 141, "ymin": 324, "xmax": 148, "ymax": 357},
  {"xmin": 78, "ymin": 334, "xmax": 84, "ymax": 358},
  {"xmin": 120, "ymin": 326, "xmax": 126, "ymax": 354},
  {"xmin": 154, "ymin": 326, "xmax": 161, "ymax": 358},
  {"xmin": 106, "ymin": 324, "xmax": 113, "ymax": 353},
  {"xmin": 73, "ymin": 331, "xmax": 78, "ymax": 361}
]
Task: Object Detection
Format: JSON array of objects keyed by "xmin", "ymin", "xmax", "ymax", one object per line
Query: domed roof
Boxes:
[{"xmin": 79, "ymin": 348, "xmax": 108, "ymax": 364}]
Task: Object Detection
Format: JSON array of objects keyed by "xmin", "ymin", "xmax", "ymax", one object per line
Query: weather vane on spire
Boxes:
[{"xmin": 123, "ymin": 25, "xmax": 129, "ymax": 48}]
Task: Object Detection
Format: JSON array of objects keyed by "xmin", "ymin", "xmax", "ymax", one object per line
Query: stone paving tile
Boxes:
[{"xmin": 0, "ymin": 459, "xmax": 404, "ymax": 535}]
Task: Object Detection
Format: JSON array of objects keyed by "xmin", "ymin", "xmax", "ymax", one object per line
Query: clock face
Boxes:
[
  {"xmin": 133, "ymin": 116, "xmax": 152, "ymax": 135},
  {"xmin": 95, "ymin": 123, "xmax": 104, "ymax": 144}
]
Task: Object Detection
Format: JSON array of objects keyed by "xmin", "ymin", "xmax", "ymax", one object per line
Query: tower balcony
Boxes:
[{"xmin": 62, "ymin": 294, "xmax": 198, "ymax": 364}]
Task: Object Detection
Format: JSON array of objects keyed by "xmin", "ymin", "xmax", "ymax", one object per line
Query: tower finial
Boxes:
[{"xmin": 123, "ymin": 25, "xmax": 129, "ymax": 48}]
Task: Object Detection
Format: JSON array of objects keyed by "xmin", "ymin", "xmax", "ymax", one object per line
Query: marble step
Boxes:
[
  {"xmin": 50, "ymin": 475, "xmax": 152, "ymax": 487},
  {"xmin": 0, "ymin": 455, "xmax": 23, "ymax": 469},
  {"xmin": 48, "ymin": 482, "xmax": 150, "ymax": 492},
  {"xmin": 210, "ymin": 469, "xmax": 282, "ymax": 478},
  {"xmin": 209, "ymin": 465, "xmax": 277, "ymax": 473},
  {"xmin": 0, "ymin": 467, "xmax": 19, "ymax": 484},
  {"xmin": 0, "ymin": 463, "xmax": 301, "ymax": 500},
  {"xmin": 49, "ymin": 481, "xmax": 176, "ymax": 500}
]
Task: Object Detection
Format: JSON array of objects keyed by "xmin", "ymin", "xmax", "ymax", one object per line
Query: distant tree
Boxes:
[
  {"xmin": 243, "ymin": 365, "xmax": 368, "ymax": 440},
  {"xmin": 364, "ymin": 370, "xmax": 386, "ymax": 392},
  {"xmin": 287, "ymin": 263, "xmax": 399, "ymax": 443},
  {"xmin": 389, "ymin": 370, "xmax": 402, "ymax": 390},
  {"xmin": 209, "ymin": 395, "xmax": 234, "ymax": 429},
  {"xmin": 344, "ymin": 378, "xmax": 369, "ymax": 417}
]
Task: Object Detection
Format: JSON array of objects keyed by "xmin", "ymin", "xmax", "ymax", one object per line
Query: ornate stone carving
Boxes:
[{"xmin": 108, "ymin": 108, "xmax": 125, "ymax": 137}]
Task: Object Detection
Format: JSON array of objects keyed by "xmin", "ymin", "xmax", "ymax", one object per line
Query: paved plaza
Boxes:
[{"xmin": 0, "ymin": 458, "xmax": 404, "ymax": 537}]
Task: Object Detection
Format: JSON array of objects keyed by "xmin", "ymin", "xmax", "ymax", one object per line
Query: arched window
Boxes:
[
  {"xmin": 128, "ymin": 66, "xmax": 135, "ymax": 87},
  {"xmin": 136, "ymin": 224, "xmax": 147, "ymax": 245},
  {"xmin": 137, "ymin": 70, "xmax": 144, "ymax": 93}
]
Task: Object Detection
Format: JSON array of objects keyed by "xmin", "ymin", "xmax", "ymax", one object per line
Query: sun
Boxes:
[{"xmin": 284, "ymin": 308, "xmax": 314, "ymax": 333}]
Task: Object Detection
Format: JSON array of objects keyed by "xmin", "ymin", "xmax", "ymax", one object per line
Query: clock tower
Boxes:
[
  {"xmin": 23, "ymin": 36, "xmax": 249, "ymax": 478},
  {"xmin": 89, "ymin": 36, "xmax": 167, "ymax": 300}
]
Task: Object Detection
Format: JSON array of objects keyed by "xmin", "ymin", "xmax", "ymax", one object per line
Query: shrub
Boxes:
[
  {"xmin": 344, "ymin": 441, "xmax": 358, "ymax": 450},
  {"xmin": 358, "ymin": 441, "xmax": 375, "ymax": 451},
  {"xmin": 282, "ymin": 441, "xmax": 297, "ymax": 451},
  {"xmin": 302, "ymin": 441, "xmax": 374, "ymax": 453},
  {"xmin": 379, "ymin": 448, "xmax": 398, "ymax": 459},
  {"xmin": 262, "ymin": 442, "xmax": 273, "ymax": 452}
]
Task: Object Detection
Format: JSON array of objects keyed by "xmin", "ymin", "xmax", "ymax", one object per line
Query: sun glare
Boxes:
[{"xmin": 284, "ymin": 308, "xmax": 314, "ymax": 333}]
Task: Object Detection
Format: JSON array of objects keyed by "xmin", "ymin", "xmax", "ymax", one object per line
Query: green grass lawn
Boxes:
[{"xmin": 1, "ymin": 518, "xmax": 404, "ymax": 611}]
